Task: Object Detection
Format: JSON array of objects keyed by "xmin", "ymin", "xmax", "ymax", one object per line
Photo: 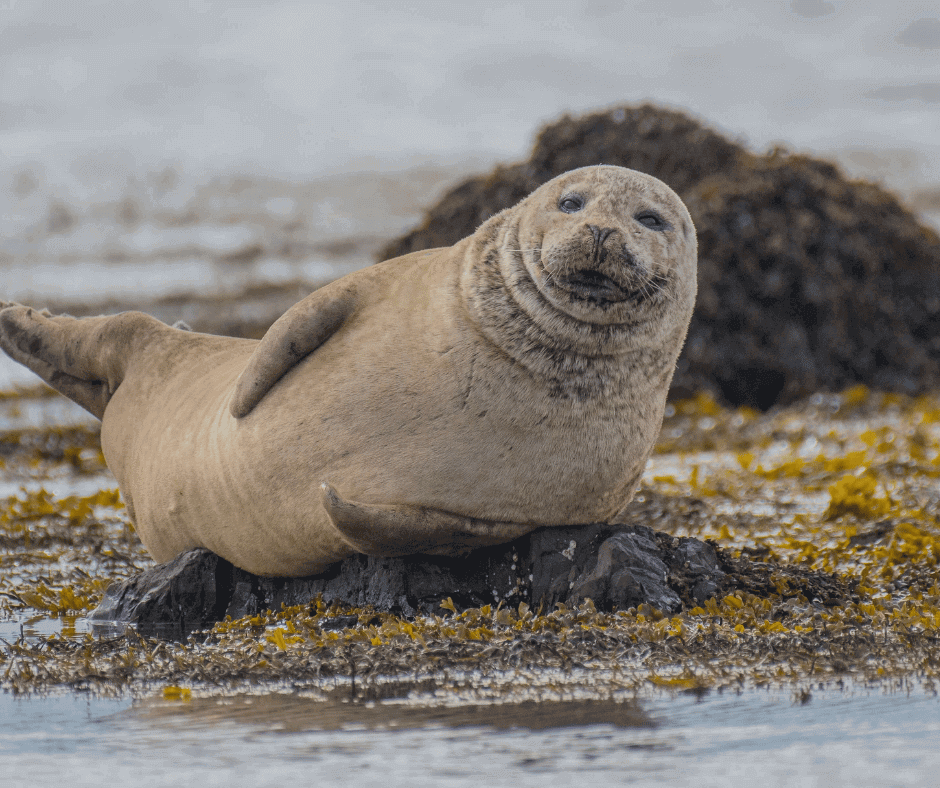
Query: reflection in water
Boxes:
[
  {"xmin": 0, "ymin": 614, "xmax": 89, "ymax": 643},
  {"xmin": 130, "ymin": 693, "xmax": 651, "ymax": 733},
  {"xmin": 2, "ymin": 689, "xmax": 939, "ymax": 787}
]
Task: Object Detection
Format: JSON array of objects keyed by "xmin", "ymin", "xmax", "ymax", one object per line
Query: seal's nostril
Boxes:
[{"xmin": 587, "ymin": 225, "xmax": 615, "ymax": 246}]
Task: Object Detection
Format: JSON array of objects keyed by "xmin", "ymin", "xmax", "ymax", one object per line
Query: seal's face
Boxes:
[{"xmin": 508, "ymin": 166, "xmax": 697, "ymax": 328}]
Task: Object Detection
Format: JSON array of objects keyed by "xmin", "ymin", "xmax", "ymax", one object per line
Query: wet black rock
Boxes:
[
  {"xmin": 379, "ymin": 104, "xmax": 940, "ymax": 410},
  {"xmin": 526, "ymin": 524, "xmax": 723, "ymax": 613},
  {"xmin": 89, "ymin": 548, "xmax": 226, "ymax": 638},
  {"xmin": 90, "ymin": 523, "xmax": 727, "ymax": 637}
]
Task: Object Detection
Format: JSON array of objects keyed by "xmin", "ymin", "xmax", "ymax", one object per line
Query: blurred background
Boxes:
[{"xmin": 1, "ymin": 0, "xmax": 939, "ymax": 386}]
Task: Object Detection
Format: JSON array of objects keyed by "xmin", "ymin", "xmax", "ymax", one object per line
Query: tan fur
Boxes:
[{"xmin": 0, "ymin": 166, "xmax": 697, "ymax": 576}]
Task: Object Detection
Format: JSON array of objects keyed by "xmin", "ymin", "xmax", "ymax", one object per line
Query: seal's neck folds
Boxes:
[{"xmin": 459, "ymin": 217, "xmax": 681, "ymax": 398}]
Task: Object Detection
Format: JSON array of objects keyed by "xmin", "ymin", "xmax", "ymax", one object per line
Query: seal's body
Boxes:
[{"xmin": 0, "ymin": 166, "xmax": 697, "ymax": 576}]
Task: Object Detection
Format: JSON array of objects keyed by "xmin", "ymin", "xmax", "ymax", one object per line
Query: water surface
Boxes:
[{"xmin": 2, "ymin": 688, "xmax": 938, "ymax": 787}]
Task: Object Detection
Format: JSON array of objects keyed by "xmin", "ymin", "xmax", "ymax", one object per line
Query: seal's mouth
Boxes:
[{"xmin": 554, "ymin": 270, "xmax": 631, "ymax": 303}]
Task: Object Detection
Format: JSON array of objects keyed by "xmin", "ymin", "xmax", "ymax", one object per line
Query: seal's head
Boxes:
[
  {"xmin": 506, "ymin": 166, "xmax": 697, "ymax": 332},
  {"xmin": 462, "ymin": 165, "xmax": 697, "ymax": 387}
]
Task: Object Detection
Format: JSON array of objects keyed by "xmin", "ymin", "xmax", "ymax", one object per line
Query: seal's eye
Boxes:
[
  {"xmin": 635, "ymin": 211, "xmax": 668, "ymax": 231},
  {"xmin": 559, "ymin": 194, "xmax": 584, "ymax": 213}
]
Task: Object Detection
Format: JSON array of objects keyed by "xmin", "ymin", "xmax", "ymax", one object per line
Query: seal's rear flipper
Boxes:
[
  {"xmin": 230, "ymin": 284, "xmax": 357, "ymax": 418},
  {"xmin": 0, "ymin": 306, "xmax": 164, "ymax": 419},
  {"xmin": 319, "ymin": 483, "xmax": 534, "ymax": 557}
]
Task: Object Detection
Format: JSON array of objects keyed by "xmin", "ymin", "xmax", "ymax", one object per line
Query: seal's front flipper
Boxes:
[
  {"xmin": 319, "ymin": 483, "xmax": 535, "ymax": 557},
  {"xmin": 230, "ymin": 284, "xmax": 357, "ymax": 418}
]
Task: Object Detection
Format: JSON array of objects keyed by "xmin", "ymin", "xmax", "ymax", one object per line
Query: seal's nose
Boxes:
[{"xmin": 587, "ymin": 225, "xmax": 616, "ymax": 247}]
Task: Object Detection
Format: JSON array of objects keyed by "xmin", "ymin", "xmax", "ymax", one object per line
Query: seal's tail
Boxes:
[{"xmin": 0, "ymin": 304, "xmax": 162, "ymax": 419}]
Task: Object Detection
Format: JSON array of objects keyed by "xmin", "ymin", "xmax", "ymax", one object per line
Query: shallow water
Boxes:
[
  {"xmin": 2, "ymin": 688, "xmax": 939, "ymax": 787},
  {"xmin": 0, "ymin": 614, "xmax": 86, "ymax": 642}
]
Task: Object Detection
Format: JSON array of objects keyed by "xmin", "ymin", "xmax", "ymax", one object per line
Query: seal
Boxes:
[{"xmin": 0, "ymin": 166, "xmax": 697, "ymax": 577}]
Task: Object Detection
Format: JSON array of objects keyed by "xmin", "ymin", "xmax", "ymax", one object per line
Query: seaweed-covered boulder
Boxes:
[
  {"xmin": 683, "ymin": 152, "xmax": 940, "ymax": 406},
  {"xmin": 380, "ymin": 105, "xmax": 940, "ymax": 410}
]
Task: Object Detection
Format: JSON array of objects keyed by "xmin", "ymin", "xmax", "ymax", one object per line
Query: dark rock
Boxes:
[
  {"xmin": 214, "ymin": 546, "xmax": 524, "ymax": 621},
  {"xmin": 670, "ymin": 538, "xmax": 725, "ymax": 604},
  {"xmin": 89, "ymin": 548, "xmax": 227, "ymax": 638},
  {"xmin": 90, "ymin": 515, "xmax": 858, "ymax": 638},
  {"xmin": 90, "ymin": 522, "xmax": 730, "ymax": 637},
  {"xmin": 378, "ymin": 104, "xmax": 940, "ymax": 410},
  {"xmin": 528, "ymin": 524, "xmax": 725, "ymax": 614},
  {"xmin": 570, "ymin": 531, "xmax": 682, "ymax": 613}
]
